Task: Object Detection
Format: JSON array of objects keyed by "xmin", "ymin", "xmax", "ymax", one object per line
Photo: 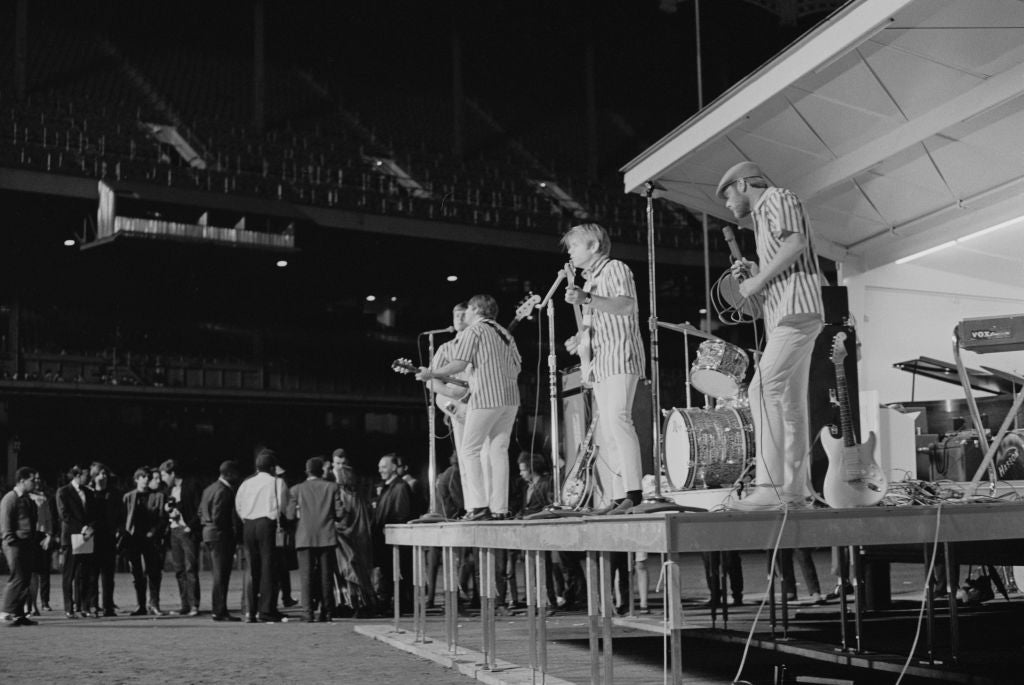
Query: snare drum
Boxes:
[
  {"xmin": 663, "ymin": 407, "xmax": 755, "ymax": 490},
  {"xmin": 691, "ymin": 339, "xmax": 749, "ymax": 399}
]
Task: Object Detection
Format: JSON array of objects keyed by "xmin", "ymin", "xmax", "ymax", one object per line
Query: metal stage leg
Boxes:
[
  {"xmin": 586, "ymin": 551, "xmax": 601, "ymax": 684},
  {"xmin": 392, "ymin": 546, "xmax": 401, "ymax": 632},
  {"xmin": 851, "ymin": 545, "xmax": 864, "ymax": 654},
  {"xmin": 536, "ymin": 550, "xmax": 549, "ymax": 678},
  {"xmin": 836, "ymin": 546, "xmax": 851, "ymax": 653},
  {"xmin": 448, "ymin": 546, "xmax": 459, "ymax": 654},
  {"xmin": 719, "ymin": 552, "xmax": 729, "ymax": 628},
  {"xmin": 442, "ymin": 546, "xmax": 453, "ymax": 651},
  {"xmin": 924, "ymin": 543, "xmax": 936, "ymax": 664},
  {"xmin": 413, "ymin": 545, "xmax": 423, "ymax": 642},
  {"xmin": 768, "ymin": 559, "xmax": 777, "ymax": 637},
  {"xmin": 600, "ymin": 552, "xmax": 614, "ymax": 685},
  {"xmin": 945, "ymin": 542, "xmax": 960, "ymax": 663},
  {"xmin": 525, "ymin": 550, "xmax": 538, "ymax": 674},
  {"xmin": 480, "ymin": 547, "xmax": 496, "ymax": 670},
  {"xmin": 666, "ymin": 553, "xmax": 684, "ymax": 685}
]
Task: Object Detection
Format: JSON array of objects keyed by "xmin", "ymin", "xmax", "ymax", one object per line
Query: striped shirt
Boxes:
[
  {"xmin": 450, "ymin": 318, "xmax": 521, "ymax": 409},
  {"xmin": 581, "ymin": 257, "xmax": 646, "ymax": 382},
  {"xmin": 751, "ymin": 187, "xmax": 824, "ymax": 333}
]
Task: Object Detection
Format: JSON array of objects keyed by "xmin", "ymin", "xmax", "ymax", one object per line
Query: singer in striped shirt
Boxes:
[
  {"xmin": 716, "ymin": 161, "xmax": 824, "ymax": 511},
  {"xmin": 562, "ymin": 223, "xmax": 646, "ymax": 514},
  {"xmin": 418, "ymin": 294, "xmax": 521, "ymax": 521}
]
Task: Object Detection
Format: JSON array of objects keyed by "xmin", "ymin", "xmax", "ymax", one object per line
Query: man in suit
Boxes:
[
  {"xmin": 372, "ymin": 453, "xmax": 414, "ymax": 613},
  {"xmin": 88, "ymin": 462, "xmax": 120, "ymax": 616},
  {"xmin": 160, "ymin": 459, "xmax": 202, "ymax": 616},
  {"xmin": 200, "ymin": 460, "xmax": 241, "ymax": 622},
  {"xmin": 1, "ymin": 467, "xmax": 39, "ymax": 626},
  {"xmin": 56, "ymin": 465, "xmax": 97, "ymax": 618},
  {"xmin": 122, "ymin": 467, "xmax": 167, "ymax": 615},
  {"xmin": 286, "ymin": 457, "xmax": 341, "ymax": 622}
]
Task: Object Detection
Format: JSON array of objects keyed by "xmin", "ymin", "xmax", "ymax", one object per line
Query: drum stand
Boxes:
[{"xmin": 633, "ymin": 183, "xmax": 691, "ymax": 514}]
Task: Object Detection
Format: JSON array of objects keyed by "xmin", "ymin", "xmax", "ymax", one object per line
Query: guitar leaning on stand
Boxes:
[{"xmin": 821, "ymin": 331, "xmax": 887, "ymax": 508}]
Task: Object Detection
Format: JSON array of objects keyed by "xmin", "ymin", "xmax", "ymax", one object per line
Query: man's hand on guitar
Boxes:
[
  {"xmin": 564, "ymin": 285, "xmax": 587, "ymax": 306},
  {"xmin": 738, "ymin": 273, "xmax": 764, "ymax": 299},
  {"xmin": 564, "ymin": 335, "xmax": 580, "ymax": 355},
  {"xmin": 730, "ymin": 258, "xmax": 758, "ymax": 281},
  {"xmin": 414, "ymin": 367, "xmax": 432, "ymax": 382}
]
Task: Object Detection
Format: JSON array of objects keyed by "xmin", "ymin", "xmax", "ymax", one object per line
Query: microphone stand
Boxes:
[
  {"xmin": 632, "ymin": 182, "xmax": 688, "ymax": 514},
  {"xmin": 413, "ymin": 331, "xmax": 445, "ymax": 523},
  {"xmin": 527, "ymin": 271, "xmax": 582, "ymax": 518}
]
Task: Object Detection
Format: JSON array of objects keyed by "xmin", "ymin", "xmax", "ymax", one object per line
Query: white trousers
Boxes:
[
  {"xmin": 592, "ymin": 373, "xmax": 643, "ymax": 500},
  {"xmin": 748, "ymin": 314, "xmax": 822, "ymax": 500},
  {"xmin": 458, "ymin": 405, "xmax": 516, "ymax": 513}
]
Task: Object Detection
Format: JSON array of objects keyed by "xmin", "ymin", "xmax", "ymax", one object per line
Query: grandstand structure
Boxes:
[{"xmin": 0, "ymin": 1, "xmax": 793, "ymax": 479}]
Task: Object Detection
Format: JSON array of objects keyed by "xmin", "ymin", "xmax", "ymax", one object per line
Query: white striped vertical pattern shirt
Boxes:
[
  {"xmin": 582, "ymin": 257, "xmax": 646, "ymax": 382},
  {"xmin": 751, "ymin": 187, "xmax": 824, "ymax": 333},
  {"xmin": 450, "ymin": 318, "xmax": 521, "ymax": 409}
]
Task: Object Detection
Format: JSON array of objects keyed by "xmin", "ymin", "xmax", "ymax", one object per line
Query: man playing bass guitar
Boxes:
[{"xmin": 562, "ymin": 223, "xmax": 646, "ymax": 514}]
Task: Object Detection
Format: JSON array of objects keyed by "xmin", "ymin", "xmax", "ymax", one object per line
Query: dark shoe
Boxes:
[
  {"xmin": 282, "ymin": 597, "xmax": 299, "ymax": 608},
  {"xmin": 103, "ymin": 609, "xmax": 118, "ymax": 617},
  {"xmin": 64, "ymin": 612, "xmax": 78, "ymax": 619},
  {"xmin": 257, "ymin": 613, "xmax": 282, "ymax": 623},
  {"xmin": 464, "ymin": 507, "xmax": 492, "ymax": 521},
  {"xmin": 130, "ymin": 607, "xmax": 148, "ymax": 616},
  {"xmin": 212, "ymin": 613, "xmax": 241, "ymax": 622},
  {"xmin": 825, "ymin": 583, "xmax": 854, "ymax": 601},
  {"xmin": 147, "ymin": 605, "xmax": 164, "ymax": 616},
  {"xmin": 13, "ymin": 616, "xmax": 38, "ymax": 626},
  {"xmin": 317, "ymin": 614, "xmax": 331, "ymax": 623},
  {"xmin": 29, "ymin": 609, "xmax": 41, "ymax": 617},
  {"xmin": 615, "ymin": 605, "xmax": 628, "ymax": 617},
  {"xmin": 733, "ymin": 595, "xmax": 744, "ymax": 606},
  {"xmin": 246, "ymin": 614, "xmax": 257, "ymax": 624}
]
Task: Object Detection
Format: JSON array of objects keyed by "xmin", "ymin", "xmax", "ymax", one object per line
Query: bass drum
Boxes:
[{"xmin": 663, "ymin": 407, "xmax": 755, "ymax": 490}]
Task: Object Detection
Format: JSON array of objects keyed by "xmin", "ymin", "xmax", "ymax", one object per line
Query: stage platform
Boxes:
[{"xmin": 385, "ymin": 501, "xmax": 1024, "ymax": 684}]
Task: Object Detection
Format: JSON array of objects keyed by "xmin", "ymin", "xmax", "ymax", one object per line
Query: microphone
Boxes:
[
  {"xmin": 420, "ymin": 326, "xmax": 455, "ymax": 336},
  {"xmin": 721, "ymin": 225, "xmax": 744, "ymax": 263},
  {"xmin": 537, "ymin": 269, "xmax": 567, "ymax": 309}
]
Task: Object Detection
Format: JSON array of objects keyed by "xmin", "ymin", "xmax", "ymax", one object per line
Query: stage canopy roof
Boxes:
[{"xmin": 622, "ymin": 0, "xmax": 1024, "ymax": 286}]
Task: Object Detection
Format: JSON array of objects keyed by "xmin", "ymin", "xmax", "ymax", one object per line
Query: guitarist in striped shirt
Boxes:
[
  {"xmin": 417, "ymin": 294, "xmax": 521, "ymax": 521},
  {"xmin": 562, "ymin": 223, "xmax": 647, "ymax": 514},
  {"xmin": 716, "ymin": 161, "xmax": 824, "ymax": 511}
]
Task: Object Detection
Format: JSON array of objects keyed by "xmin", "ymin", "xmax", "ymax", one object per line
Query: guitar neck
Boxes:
[{"xmin": 834, "ymin": 363, "xmax": 856, "ymax": 448}]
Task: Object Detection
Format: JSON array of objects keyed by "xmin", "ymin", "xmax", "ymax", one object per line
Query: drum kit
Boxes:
[{"xmin": 658, "ymin": 322, "xmax": 755, "ymax": 491}]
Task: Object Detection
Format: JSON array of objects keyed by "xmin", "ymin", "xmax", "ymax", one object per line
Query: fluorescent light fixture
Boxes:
[
  {"xmin": 956, "ymin": 214, "xmax": 1024, "ymax": 243},
  {"xmin": 895, "ymin": 241, "xmax": 956, "ymax": 264},
  {"xmin": 897, "ymin": 213, "xmax": 1024, "ymax": 264}
]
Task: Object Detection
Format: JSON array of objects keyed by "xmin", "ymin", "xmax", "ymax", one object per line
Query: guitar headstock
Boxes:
[
  {"xmin": 829, "ymin": 332, "xmax": 848, "ymax": 366},
  {"xmin": 563, "ymin": 262, "xmax": 577, "ymax": 286},
  {"xmin": 390, "ymin": 357, "xmax": 416, "ymax": 375},
  {"xmin": 514, "ymin": 293, "xmax": 541, "ymax": 322}
]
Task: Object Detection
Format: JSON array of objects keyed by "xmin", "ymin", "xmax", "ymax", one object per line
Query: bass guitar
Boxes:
[
  {"xmin": 821, "ymin": 332, "xmax": 887, "ymax": 508},
  {"xmin": 564, "ymin": 262, "xmax": 594, "ymax": 388},
  {"xmin": 561, "ymin": 409, "xmax": 600, "ymax": 510}
]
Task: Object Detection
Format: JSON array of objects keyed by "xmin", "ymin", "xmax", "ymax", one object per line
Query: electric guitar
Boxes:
[
  {"xmin": 564, "ymin": 262, "xmax": 594, "ymax": 388},
  {"xmin": 391, "ymin": 358, "xmax": 470, "ymax": 422},
  {"xmin": 821, "ymin": 332, "xmax": 887, "ymax": 508},
  {"xmin": 561, "ymin": 409, "xmax": 600, "ymax": 510}
]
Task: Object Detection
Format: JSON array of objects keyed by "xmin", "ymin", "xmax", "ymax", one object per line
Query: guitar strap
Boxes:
[{"xmin": 482, "ymin": 320, "xmax": 512, "ymax": 346}]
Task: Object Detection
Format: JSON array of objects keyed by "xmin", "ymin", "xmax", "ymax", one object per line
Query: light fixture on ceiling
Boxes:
[
  {"xmin": 366, "ymin": 295, "xmax": 377, "ymax": 302},
  {"xmin": 275, "ymin": 259, "xmax": 288, "ymax": 268},
  {"xmin": 446, "ymin": 275, "xmax": 458, "ymax": 282},
  {"xmin": 63, "ymin": 239, "xmax": 76, "ymax": 247},
  {"xmin": 896, "ymin": 214, "xmax": 1024, "ymax": 264}
]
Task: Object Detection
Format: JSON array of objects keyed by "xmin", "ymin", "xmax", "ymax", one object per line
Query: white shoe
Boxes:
[{"xmin": 727, "ymin": 486, "xmax": 784, "ymax": 511}]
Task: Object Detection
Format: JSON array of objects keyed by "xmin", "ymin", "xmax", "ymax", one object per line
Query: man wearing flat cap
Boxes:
[{"xmin": 716, "ymin": 161, "xmax": 824, "ymax": 510}]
